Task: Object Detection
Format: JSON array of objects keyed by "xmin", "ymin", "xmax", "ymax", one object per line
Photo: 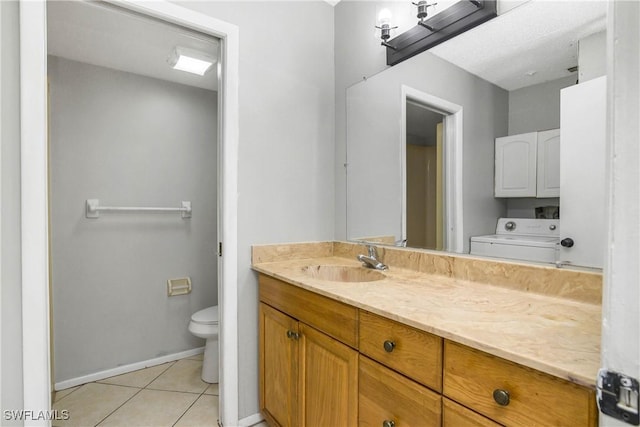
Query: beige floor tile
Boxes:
[
  {"xmin": 185, "ymin": 353, "xmax": 204, "ymax": 361},
  {"xmin": 252, "ymin": 423, "xmax": 268, "ymax": 427},
  {"xmin": 52, "ymin": 383, "xmax": 138, "ymax": 426},
  {"xmin": 203, "ymin": 383, "xmax": 219, "ymax": 396},
  {"xmin": 98, "ymin": 389, "xmax": 198, "ymax": 427},
  {"xmin": 174, "ymin": 394, "xmax": 219, "ymax": 427},
  {"xmin": 53, "ymin": 386, "xmax": 79, "ymax": 403},
  {"xmin": 97, "ymin": 363, "xmax": 173, "ymax": 388},
  {"xmin": 147, "ymin": 359, "xmax": 208, "ymax": 394}
]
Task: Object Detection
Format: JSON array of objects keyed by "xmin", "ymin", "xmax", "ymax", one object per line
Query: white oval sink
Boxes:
[{"xmin": 303, "ymin": 265, "xmax": 385, "ymax": 282}]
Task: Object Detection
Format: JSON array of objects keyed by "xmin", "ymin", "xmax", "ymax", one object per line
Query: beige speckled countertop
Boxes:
[{"xmin": 252, "ymin": 241, "xmax": 602, "ymax": 389}]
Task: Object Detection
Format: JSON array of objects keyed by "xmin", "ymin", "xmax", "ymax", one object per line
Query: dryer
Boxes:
[{"xmin": 470, "ymin": 218, "xmax": 560, "ymax": 264}]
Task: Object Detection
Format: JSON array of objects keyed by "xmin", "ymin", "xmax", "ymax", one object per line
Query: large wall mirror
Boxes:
[{"xmin": 346, "ymin": 0, "xmax": 607, "ymax": 269}]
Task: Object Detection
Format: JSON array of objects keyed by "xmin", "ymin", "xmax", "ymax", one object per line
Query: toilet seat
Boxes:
[{"xmin": 191, "ymin": 306, "xmax": 218, "ymax": 325}]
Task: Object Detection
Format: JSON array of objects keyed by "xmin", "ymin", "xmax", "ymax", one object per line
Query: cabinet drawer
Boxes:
[
  {"xmin": 259, "ymin": 274, "xmax": 358, "ymax": 347},
  {"xmin": 443, "ymin": 398, "xmax": 502, "ymax": 427},
  {"xmin": 359, "ymin": 355, "xmax": 441, "ymax": 427},
  {"xmin": 443, "ymin": 341, "xmax": 597, "ymax": 427},
  {"xmin": 359, "ymin": 311, "xmax": 442, "ymax": 391}
]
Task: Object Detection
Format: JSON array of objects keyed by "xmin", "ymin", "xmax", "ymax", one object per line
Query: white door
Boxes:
[{"xmin": 559, "ymin": 77, "xmax": 607, "ymax": 269}]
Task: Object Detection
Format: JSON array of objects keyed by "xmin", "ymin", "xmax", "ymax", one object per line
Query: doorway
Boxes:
[
  {"xmin": 47, "ymin": 1, "xmax": 221, "ymax": 422},
  {"xmin": 401, "ymin": 85, "xmax": 464, "ymax": 253},
  {"xmin": 19, "ymin": 1, "xmax": 239, "ymax": 424},
  {"xmin": 405, "ymin": 101, "xmax": 445, "ymax": 250}
]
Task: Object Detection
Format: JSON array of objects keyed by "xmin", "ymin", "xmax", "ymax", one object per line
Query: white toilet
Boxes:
[{"xmin": 188, "ymin": 305, "xmax": 219, "ymax": 383}]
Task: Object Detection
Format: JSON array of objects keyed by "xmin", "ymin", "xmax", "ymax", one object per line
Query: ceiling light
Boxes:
[{"xmin": 168, "ymin": 47, "xmax": 215, "ymax": 76}]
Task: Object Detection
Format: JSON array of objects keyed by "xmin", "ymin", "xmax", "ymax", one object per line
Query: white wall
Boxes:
[
  {"xmin": 1, "ymin": 0, "xmax": 24, "ymax": 422},
  {"xmin": 177, "ymin": 1, "xmax": 336, "ymax": 419},
  {"xmin": 48, "ymin": 56, "xmax": 218, "ymax": 382}
]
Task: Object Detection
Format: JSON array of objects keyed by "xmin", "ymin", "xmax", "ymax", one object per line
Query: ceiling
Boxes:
[
  {"xmin": 47, "ymin": 1, "xmax": 219, "ymax": 91},
  {"xmin": 47, "ymin": 1, "xmax": 607, "ymax": 94},
  {"xmin": 429, "ymin": 0, "xmax": 608, "ymax": 91}
]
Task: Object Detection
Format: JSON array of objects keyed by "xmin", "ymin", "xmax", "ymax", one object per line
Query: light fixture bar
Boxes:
[{"xmin": 384, "ymin": 0, "xmax": 497, "ymax": 66}]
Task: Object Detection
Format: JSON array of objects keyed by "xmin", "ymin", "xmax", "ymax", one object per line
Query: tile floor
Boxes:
[{"xmin": 52, "ymin": 354, "xmax": 221, "ymax": 427}]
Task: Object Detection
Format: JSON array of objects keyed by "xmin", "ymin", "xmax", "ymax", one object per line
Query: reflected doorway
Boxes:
[
  {"xmin": 405, "ymin": 102, "xmax": 445, "ymax": 250},
  {"xmin": 400, "ymin": 85, "xmax": 463, "ymax": 253}
]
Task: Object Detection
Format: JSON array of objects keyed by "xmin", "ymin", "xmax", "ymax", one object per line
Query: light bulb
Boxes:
[{"xmin": 377, "ymin": 8, "xmax": 392, "ymax": 26}]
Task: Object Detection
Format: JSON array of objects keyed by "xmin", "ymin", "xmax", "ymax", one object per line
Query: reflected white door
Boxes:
[{"xmin": 559, "ymin": 76, "xmax": 607, "ymax": 268}]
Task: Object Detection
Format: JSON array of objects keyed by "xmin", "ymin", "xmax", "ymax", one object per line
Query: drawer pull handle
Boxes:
[
  {"xmin": 383, "ymin": 340, "xmax": 396, "ymax": 353},
  {"xmin": 286, "ymin": 330, "xmax": 300, "ymax": 340},
  {"xmin": 382, "ymin": 420, "xmax": 395, "ymax": 427},
  {"xmin": 493, "ymin": 389, "xmax": 510, "ymax": 406}
]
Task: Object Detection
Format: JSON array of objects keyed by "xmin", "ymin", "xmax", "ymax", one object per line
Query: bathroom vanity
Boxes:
[{"xmin": 252, "ymin": 241, "xmax": 602, "ymax": 427}]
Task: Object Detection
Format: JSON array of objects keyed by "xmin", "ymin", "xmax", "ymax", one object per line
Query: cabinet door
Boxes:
[
  {"xmin": 299, "ymin": 323, "xmax": 358, "ymax": 427},
  {"xmin": 494, "ymin": 132, "xmax": 537, "ymax": 197},
  {"xmin": 559, "ymin": 76, "xmax": 607, "ymax": 268},
  {"xmin": 259, "ymin": 303, "xmax": 299, "ymax": 427},
  {"xmin": 536, "ymin": 128, "xmax": 560, "ymax": 198}
]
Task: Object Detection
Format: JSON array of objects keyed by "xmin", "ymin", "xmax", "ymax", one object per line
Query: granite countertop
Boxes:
[{"xmin": 252, "ymin": 242, "xmax": 602, "ymax": 389}]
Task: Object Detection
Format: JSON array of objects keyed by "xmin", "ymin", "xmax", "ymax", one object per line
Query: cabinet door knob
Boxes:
[
  {"xmin": 493, "ymin": 389, "xmax": 510, "ymax": 406},
  {"xmin": 561, "ymin": 238, "xmax": 574, "ymax": 248},
  {"xmin": 383, "ymin": 340, "xmax": 396, "ymax": 353},
  {"xmin": 382, "ymin": 420, "xmax": 395, "ymax": 427},
  {"xmin": 286, "ymin": 330, "xmax": 299, "ymax": 340}
]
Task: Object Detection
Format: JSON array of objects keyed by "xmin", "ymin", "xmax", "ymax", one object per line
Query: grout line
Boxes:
[
  {"xmin": 93, "ymin": 385, "xmax": 145, "ymax": 427},
  {"xmin": 141, "ymin": 360, "xmax": 177, "ymax": 389},
  {"xmin": 52, "ymin": 385, "xmax": 82, "ymax": 405}
]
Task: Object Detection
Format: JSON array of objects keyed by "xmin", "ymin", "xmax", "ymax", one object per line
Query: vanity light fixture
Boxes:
[
  {"xmin": 167, "ymin": 46, "xmax": 215, "ymax": 76},
  {"xmin": 415, "ymin": 1, "xmax": 439, "ymax": 31},
  {"xmin": 379, "ymin": 0, "xmax": 497, "ymax": 66},
  {"xmin": 375, "ymin": 8, "xmax": 398, "ymax": 50}
]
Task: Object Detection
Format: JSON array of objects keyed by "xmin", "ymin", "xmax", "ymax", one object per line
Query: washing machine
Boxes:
[{"xmin": 470, "ymin": 218, "xmax": 560, "ymax": 263}]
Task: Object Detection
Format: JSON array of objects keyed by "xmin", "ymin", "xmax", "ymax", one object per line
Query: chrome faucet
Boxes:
[{"xmin": 357, "ymin": 245, "xmax": 388, "ymax": 271}]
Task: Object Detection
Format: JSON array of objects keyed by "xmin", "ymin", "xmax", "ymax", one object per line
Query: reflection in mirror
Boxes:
[
  {"xmin": 405, "ymin": 101, "xmax": 444, "ymax": 250},
  {"xmin": 346, "ymin": 1, "xmax": 607, "ymax": 268}
]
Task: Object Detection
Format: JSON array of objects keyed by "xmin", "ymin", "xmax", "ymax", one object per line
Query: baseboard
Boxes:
[
  {"xmin": 54, "ymin": 347, "xmax": 205, "ymax": 391},
  {"xmin": 238, "ymin": 413, "xmax": 264, "ymax": 427}
]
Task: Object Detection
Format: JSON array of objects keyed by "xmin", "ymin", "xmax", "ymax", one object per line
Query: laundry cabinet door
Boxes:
[
  {"xmin": 494, "ymin": 132, "xmax": 537, "ymax": 197},
  {"xmin": 536, "ymin": 128, "xmax": 561, "ymax": 198}
]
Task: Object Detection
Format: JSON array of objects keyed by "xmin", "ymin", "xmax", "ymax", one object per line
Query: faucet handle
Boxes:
[{"xmin": 367, "ymin": 245, "xmax": 378, "ymax": 258}]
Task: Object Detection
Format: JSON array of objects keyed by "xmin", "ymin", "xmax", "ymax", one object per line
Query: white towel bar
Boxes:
[{"xmin": 85, "ymin": 199, "xmax": 192, "ymax": 219}]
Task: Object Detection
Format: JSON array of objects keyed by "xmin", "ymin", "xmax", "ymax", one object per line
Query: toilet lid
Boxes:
[{"xmin": 191, "ymin": 306, "xmax": 219, "ymax": 325}]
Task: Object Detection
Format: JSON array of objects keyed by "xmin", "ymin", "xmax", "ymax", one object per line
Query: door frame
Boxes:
[
  {"xmin": 400, "ymin": 85, "xmax": 463, "ymax": 253},
  {"xmin": 19, "ymin": 1, "xmax": 240, "ymax": 424}
]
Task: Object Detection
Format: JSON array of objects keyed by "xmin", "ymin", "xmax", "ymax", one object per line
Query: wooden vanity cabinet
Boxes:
[
  {"xmin": 259, "ymin": 275, "xmax": 358, "ymax": 427},
  {"xmin": 259, "ymin": 274, "xmax": 598, "ymax": 427}
]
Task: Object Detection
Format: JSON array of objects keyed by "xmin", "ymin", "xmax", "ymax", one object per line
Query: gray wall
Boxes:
[
  {"xmin": 178, "ymin": 1, "xmax": 336, "ymax": 419},
  {"xmin": 48, "ymin": 56, "xmax": 218, "ymax": 382},
  {"xmin": 578, "ymin": 31, "xmax": 606, "ymax": 83},
  {"xmin": 336, "ymin": 1, "xmax": 508, "ymax": 251},
  {"xmin": 508, "ymin": 75, "xmax": 576, "ymax": 135},
  {"xmin": 1, "ymin": 0, "xmax": 24, "ymax": 421}
]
